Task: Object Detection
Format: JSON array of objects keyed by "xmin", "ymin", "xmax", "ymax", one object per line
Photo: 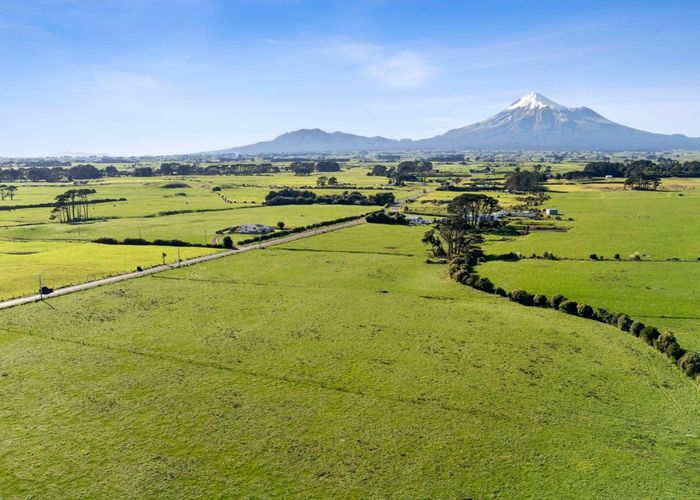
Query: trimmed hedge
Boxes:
[
  {"xmin": 444, "ymin": 256, "xmax": 700, "ymax": 381},
  {"xmin": 533, "ymin": 293, "xmax": 548, "ymax": 308},
  {"xmin": 629, "ymin": 321, "xmax": 645, "ymax": 337},
  {"xmin": 559, "ymin": 300, "xmax": 578, "ymax": 315},
  {"xmin": 93, "ymin": 237, "xmax": 209, "ymax": 248},
  {"xmin": 678, "ymin": 352, "xmax": 700, "ymax": 377},
  {"xmin": 577, "ymin": 303, "xmax": 594, "ymax": 319},
  {"xmin": 617, "ymin": 314, "xmax": 633, "ymax": 332},
  {"xmin": 509, "ymin": 289, "xmax": 534, "ymax": 306},
  {"xmin": 639, "ymin": 326, "xmax": 660, "ymax": 346},
  {"xmin": 549, "ymin": 294, "xmax": 567, "ymax": 309}
]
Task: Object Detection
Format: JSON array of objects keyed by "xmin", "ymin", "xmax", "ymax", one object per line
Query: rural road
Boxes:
[{"xmin": 0, "ymin": 217, "xmax": 366, "ymax": 311}]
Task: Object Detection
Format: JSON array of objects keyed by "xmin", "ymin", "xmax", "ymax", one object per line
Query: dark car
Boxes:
[{"xmin": 39, "ymin": 286, "xmax": 54, "ymax": 295}]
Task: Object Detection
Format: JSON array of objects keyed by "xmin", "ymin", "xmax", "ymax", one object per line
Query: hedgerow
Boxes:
[{"xmin": 444, "ymin": 251, "xmax": 700, "ymax": 380}]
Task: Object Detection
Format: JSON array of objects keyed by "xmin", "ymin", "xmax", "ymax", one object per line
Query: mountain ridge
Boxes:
[{"xmin": 211, "ymin": 92, "xmax": 700, "ymax": 154}]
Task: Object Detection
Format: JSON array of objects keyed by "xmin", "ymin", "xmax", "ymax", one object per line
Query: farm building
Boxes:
[
  {"xmin": 236, "ymin": 224, "xmax": 274, "ymax": 234},
  {"xmin": 545, "ymin": 208, "xmax": 559, "ymax": 215},
  {"xmin": 405, "ymin": 215, "xmax": 432, "ymax": 226}
]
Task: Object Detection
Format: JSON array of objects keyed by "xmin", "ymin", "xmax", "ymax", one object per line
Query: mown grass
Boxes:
[{"xmin": 0, "ymin": 224, "xmax": 698, "ymax": 497}]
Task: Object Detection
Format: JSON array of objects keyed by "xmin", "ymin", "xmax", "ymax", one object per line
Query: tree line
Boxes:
[
  {"xmin": 264, "ymin": 188, "xmax": 395, "ymax": 206},
  {"xmin": 368, "ymin": 160, "xmax": 433, "ymax": 185},
  {"xmin": 290, "ymin": 160, "xmax": 341, "ymax": 175},
  {"xmin": 581, "ymin": 159, "xmax": 700, "ymax": 178},
  {"xmin": 0, "ymin": 162, "xmax": 283, "ymax": 182}
]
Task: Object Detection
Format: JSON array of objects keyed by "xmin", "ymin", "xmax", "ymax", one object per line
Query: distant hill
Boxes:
[
  {"xmin": 210, "ymin": 129, "xmax": 405, "ymax": 155},
  {"xmin": 211, "ymin": 92, "xmax": 700, "ymax": 153}
]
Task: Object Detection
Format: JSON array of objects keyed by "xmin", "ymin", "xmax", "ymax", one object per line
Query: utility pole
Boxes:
[
  {"xmin": 177, "ymin": 247, "xmax": 181, "ymax": 268},
  {"xmin": 38, "ymin": 274, "xmax": 42, "ymax": 299}
]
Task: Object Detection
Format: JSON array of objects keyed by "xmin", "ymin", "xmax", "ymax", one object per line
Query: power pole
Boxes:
[
  {"xmin": 177, "ymin": 247, "xmax": 181, "ymax": 268},
  {"xmin": 38, "ymin": 274, "xmax": 42, "ymax": 298}
]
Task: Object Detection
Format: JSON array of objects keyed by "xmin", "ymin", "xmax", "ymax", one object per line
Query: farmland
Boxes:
[
  {"xmin": 1, "ymin": 159, "xmax": 699, "ymax": 497},
  {"xmin": 1, "ymin": 224, "xmax": 698, "ymax": 497},
  {"xmin": 0, "ymin": 169, "xmax": 404, "ymax": 298},
  {"xmin": 486, "ymin": 182, "xmax": 700, "ymax": 260},
  {"xmin": 479, "ymin": 179, "xmax": 700, "ymax": 352}
]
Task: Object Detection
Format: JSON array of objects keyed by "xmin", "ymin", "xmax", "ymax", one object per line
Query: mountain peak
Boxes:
[{"xmin": 506, "ymin": 91, "xmax": 567, "ymax": 112}]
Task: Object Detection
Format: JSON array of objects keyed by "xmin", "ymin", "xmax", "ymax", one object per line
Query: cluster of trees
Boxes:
[
  {"xmin": 624, "ymin": 171, "xmax": 661, "ymax": 190},
  {"xmin": 0, "ymin": 184, "xmax": 18, "ymax": 200},
  {"xmin": 50, "ymin": 188, "xmax": 96, "ymax": 223},
  {"xmin": 316, "ymin": 176, "xmax": 339, "ymax": 187},
  {"xmin": 423, "ymin": 193, "xmax": 499, "ymax": 260},
  {"xmin": 368, "ymin": 160, "xmax": 433, "ymax": 184},
  {"xmin": 290, "ymin": 160, "xmax": 341, "ymax": 176},
  {"xmin": 366, "ymin": 211, "xmax": 409, "ymax": 225},
  {"xmin": 264, "ymin": 188, "xmax": 395, "ymax": 206},
  {"xmin": 582, "ymin": 159, "xmax": 700, "ymax": 178},
  {"xmin": 504, "ymin": 171, "xmax": 545, "ymax": 192}
]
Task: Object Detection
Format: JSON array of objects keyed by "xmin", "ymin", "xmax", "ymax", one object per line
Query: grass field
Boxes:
[
  {"xmin": 486, "ymin": 184, "xmax": 700, "ymax": 260},
  {"xmin": 0, "ymin": 240, "xmax": 218, "ymax": 300},
  {"xmin": 1, "ymin": 204, "xmax": 373, "ymax": 245},
  {"xmin": 0, "ymin": 169, "xmax": 419, "ymax": 303},
  {"xmin": 479, "ymin": 259, "xmax": 700, "ymax": 352},
  {"xmin": 0, "ymin": 224, "xmax": 698, "ymax": 497}
]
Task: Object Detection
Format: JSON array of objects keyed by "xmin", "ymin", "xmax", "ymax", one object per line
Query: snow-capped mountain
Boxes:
[
  {"xmin": 416, "ymin": 91, "xmax": 700, "ymax": 150},
  {"xmin": 213, "ymin": 92, "xmax": 700, "ymax": 153}
]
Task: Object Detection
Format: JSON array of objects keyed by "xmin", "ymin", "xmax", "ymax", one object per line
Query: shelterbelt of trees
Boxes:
[
  {"xmin": 0, "ymin": 162, "xmax": 283, "ymax": 181},
  {"xmin": 264, "ymin": 188, "xmax": 395, "ymax": 206},
  {"xmin": 564, "ymin": 159, "xmax": 700, "ymax": 180}
]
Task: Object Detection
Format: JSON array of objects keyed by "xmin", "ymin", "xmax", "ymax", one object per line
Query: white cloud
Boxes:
[
  {"xmin": 366, "ymin": 50, "xmax": 436, "ymax": 88},
  {"xmin": 325, "ymin": 42, "xmax": 438, "ymax": 89}
]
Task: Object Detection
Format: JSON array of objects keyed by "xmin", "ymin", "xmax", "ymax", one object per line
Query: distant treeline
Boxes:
[
  {"xmin": 0, "ymin": 197, "xmax": 126, "ymax": 211},
  {"xmin": 564, "ymin": 159, "xmax": 700, "ymax": 179},
  {"xmin": 369, "ymin": 160, "xmax": 433, "ymax": 184},
  {"xmin": 289, "ymin": 160, "xmax": 342, "ymax": 175},
  {"xmin": 135, "ymin": 163, "xmax": 281, "ymax": 177},
  {"xmin": 264, "ymin": 188, "xmax": 395, "ymax": 206},
  {"xmin": 0, "ymin": 162, "xmax": 282, "ymax": 181}
]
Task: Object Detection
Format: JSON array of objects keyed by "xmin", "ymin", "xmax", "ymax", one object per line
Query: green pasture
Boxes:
[
  {"xmin": 478, "ymin": 259, "xmax": 700, "ymax": 352},
  {"xmin": 0, "ymin": 240, "xmax": 217, "ymax": 300},
  {"xmin": 1, "ymin": 204, "xmax": 373, "ymax": 245},
  {"xmin": 0, "ymin": 224, "xmax": 698, "ymax": 497},
  {"xmin": 487, "ymin": 185, "xmax": 700, "ymax": 259}
]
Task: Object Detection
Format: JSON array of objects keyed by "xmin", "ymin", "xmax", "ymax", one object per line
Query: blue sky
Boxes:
[{"xmin": 1, "ymin": 0, "xmax": 699, "ymax": 156}]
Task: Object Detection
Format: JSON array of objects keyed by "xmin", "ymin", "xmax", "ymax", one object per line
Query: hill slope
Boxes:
[{"xmin": 212, "ymin": 128, "xmax": 404, "ymax": 154}]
